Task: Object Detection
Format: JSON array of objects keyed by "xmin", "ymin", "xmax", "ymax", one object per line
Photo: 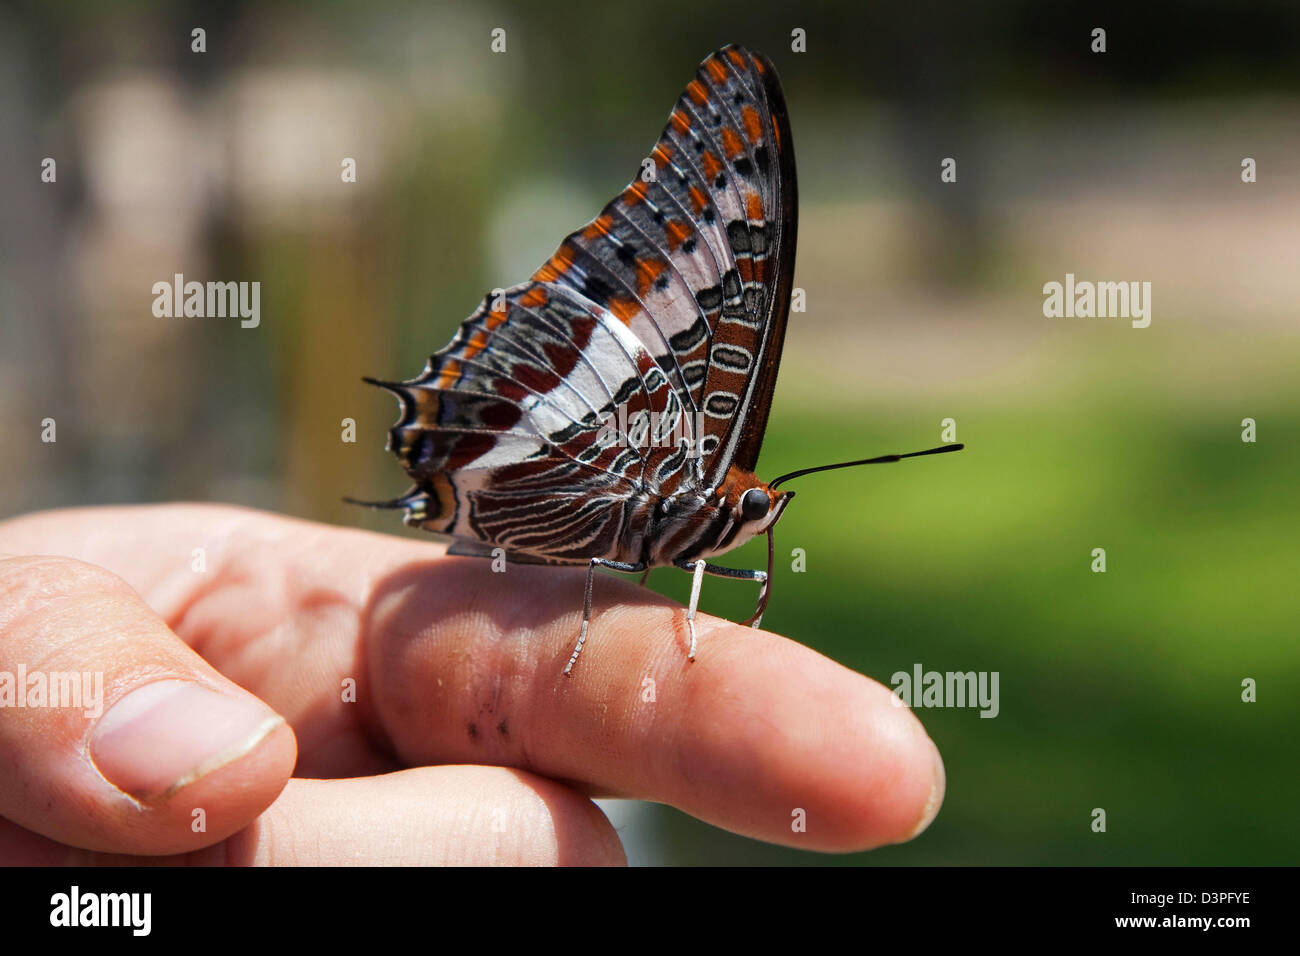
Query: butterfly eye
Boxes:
[{"xmin": 740, "ymin": 487, "xmax": 770, "ymax": 522}]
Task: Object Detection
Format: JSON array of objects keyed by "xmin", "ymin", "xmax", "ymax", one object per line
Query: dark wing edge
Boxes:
[{"xmin": 728, "ymin": 50, "xmax": 797, "ymax": 476}]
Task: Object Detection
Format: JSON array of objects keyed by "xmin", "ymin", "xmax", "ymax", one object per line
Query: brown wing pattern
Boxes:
[{"xmin": 368, "ymin": 45, "xmax": 796, "ymax": 561}]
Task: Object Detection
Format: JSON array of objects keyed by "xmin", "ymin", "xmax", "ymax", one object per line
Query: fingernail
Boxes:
[
  {"xmin": 906, "ymin": 737, "xmax": 946, "ymax": 840},
  {"xmin": 90, "ymin": 679, "xmax": 284, "ymax": 803}
]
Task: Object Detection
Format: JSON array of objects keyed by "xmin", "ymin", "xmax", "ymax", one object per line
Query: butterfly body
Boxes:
[
  {"xmin": 630, "ymin": 465, "xmax": 793, "ymax": 569},
  {"xmin": 411, "ymin": 448, "xmax": 791, "ymax": 570}
]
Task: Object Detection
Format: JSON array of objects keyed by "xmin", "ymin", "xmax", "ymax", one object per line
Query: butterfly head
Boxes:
[{"xmin": 714, "ymin": 466, "xmax": 795, "ymax": 544}]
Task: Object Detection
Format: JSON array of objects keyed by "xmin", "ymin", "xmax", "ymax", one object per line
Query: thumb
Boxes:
[{"xmin": 0, "ymin": 555, "xmax": 296, "ymax": 856}]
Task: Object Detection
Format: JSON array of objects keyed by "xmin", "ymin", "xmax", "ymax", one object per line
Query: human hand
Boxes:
[{"xmin": 0, "ymin": 504, "xmax": 943, "ymax": 864}]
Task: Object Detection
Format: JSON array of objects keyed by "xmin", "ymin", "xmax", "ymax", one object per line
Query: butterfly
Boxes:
[{"xmin": 359, "ymin": 44, "xmax": 962, "ymax": 674}]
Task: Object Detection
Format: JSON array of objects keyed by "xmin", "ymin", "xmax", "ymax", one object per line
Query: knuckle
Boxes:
[{"xmin": 0, "ymin": 555, "xmax": 131, "ymax": 639}]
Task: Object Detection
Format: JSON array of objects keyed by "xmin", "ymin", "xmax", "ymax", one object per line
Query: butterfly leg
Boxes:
[
  {"xmin": 685, "ymin": 559, "xmax": 706, "ymax": 661},
  {"xmin": 564, "ymin": 558, "xmax": 647, "ymax": 676},
  {"xmin": 742, "ymin": 567, "xmax": 772, "ymax": 629},
  {"xmin": 672, "ymin": 560, "xmax": 771, "ymax": 640}
]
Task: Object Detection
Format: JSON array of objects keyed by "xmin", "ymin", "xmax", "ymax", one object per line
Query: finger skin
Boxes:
[
  {"xmin": 0, "ymin": 555, "xmax": 297, "ymax": 856},
  {"xmin": 0, "ymin": 767, "xmax": 626, "ymax": 866},
  {"xmin": 364, "ymin": 563, "xmax": 943, "ymax": 852},
  {"xmin": 0, "ymin": 505, "xmax": 942, "ymax": 853}
]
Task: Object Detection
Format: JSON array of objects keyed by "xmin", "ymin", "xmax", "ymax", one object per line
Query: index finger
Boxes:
[{"xmin": 365, "ymin": 555, "xmax": 944, "ymax": 852}]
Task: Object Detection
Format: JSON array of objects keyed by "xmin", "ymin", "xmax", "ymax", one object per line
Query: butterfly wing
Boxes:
[
  {"xmin": 540, "ymin": 44, "xmax": 797, "ymax": 487},
  {"xmin": 370, "ymin": 45, "xmax": 796, "ymax": 560},
  {"xmin": 373, "ymin": 280, "xmax": 683, "ymax": 561}
]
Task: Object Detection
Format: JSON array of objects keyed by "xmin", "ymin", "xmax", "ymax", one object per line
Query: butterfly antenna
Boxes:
[{"xmin": 770, "ymin": 443, "xmax": 964, "ymax": 490}]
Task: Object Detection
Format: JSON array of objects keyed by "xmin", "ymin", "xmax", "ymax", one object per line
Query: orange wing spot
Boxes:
[
  {"xmin": 533, "ymin": 244, "xmax": 576, "ymax": 282},
  {"xmin": 745, "ymin": 192, "xmax": 763, "ymax": 221},
  {"xmin": 623, "ymin": 181, "xmax": 649, "ymax": 205},
  {"xmin": 467, "ymin": 311, "xmax": 507, "ymax": 358},
  {"xmin": 426, "ymin": 471, "xmax": 455, "ymax": 530},
  {"xmin": 582, "ymin": 214, "xmax": 614, "ymax": 240},
  {"xmin": 701, "ymin": 150, "xmax": 722, "ymax": 181},
  {"xmin": 726, "ymin": 49, "xmax": 747, "ymax": 70},
  {"xmin": 771, "ymin": 121, "xmax": 781, "ymax": 153},
  {"xmin": 688, "ymin": 185, "xmax": 708, "ymax": 213},
  {"xmin": 686, "ymin": 80, "xmax": 708, "ymax": 106},
  {"xmin": 670, "ymin": 109, "xmax": 691, "ymax": 134},
  {"xmin": 634, "ymin": 257, "xmax": 668, "ymax": 296},
  {"xmin": 434, "ymin": 358, "xmax": 462, "ymax": 389},
  {"xmin": 519, "ymin": 285, "xmax": 548, "ymax": 308},
  {"xmin": 737, "ymin": 258, "xmax": 755, "ymax": 283},
  {"xmin": 721, "ymin": 126, "xmax": 744, "ymax": 160},
  {"xmin": 742, "ymin": 106, "xmax": 763, "ymax": 145},
  {"xmin": 651, "ymin": 143, "xmax": 673, "ymax": 168},
  {"xmin": 665, "ymin": 219, "xmax": 692, "ymax": 251},
  {"xmin": 609, "ymin": 297, "xmax": 640, "ymax": 323},
  {"xmin": 411, "ymin": 387, "xmax": 441, "ymax": 421},
  {"xmin": 705, "ymin": 57, "xmax": 728, "ymax": 85},
  {"xmin": 753, "ymin": 56, "xmax": 767, "ymax": 75}
]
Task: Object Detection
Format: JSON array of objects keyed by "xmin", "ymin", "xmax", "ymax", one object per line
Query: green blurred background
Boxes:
[{"xmin": 1, "ymin": 0, "xmax": 1296, "ymax": 864}]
